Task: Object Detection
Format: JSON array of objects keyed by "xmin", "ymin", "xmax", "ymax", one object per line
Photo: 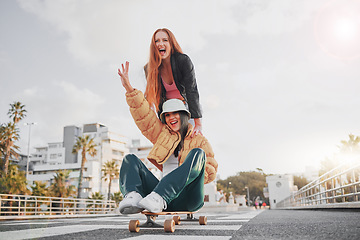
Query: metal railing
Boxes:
[
  {"xmin": 0, "ymin": 193, "xmax": 116, "ymax": 217},
  {"xmin": 277, "ymin": 158, "xmax": 360, "ymax": 209}
]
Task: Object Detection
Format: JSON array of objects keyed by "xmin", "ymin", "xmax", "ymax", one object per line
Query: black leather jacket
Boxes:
[{"xmin": 159, "ymin": 52, "xmax": 202, "ymax": 119}]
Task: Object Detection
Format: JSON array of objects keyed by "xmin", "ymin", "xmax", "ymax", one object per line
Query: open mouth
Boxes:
[
  {"xmin": 169, "ymin": 119, "xmax": 178, "ymax": 128},
  {"xmin": 170, "ymin": 120, "xmax": 178, "ymax": 126},
  {"xmin": 159, "ymin": 48, "xmax": 166, "ymax": 56}
]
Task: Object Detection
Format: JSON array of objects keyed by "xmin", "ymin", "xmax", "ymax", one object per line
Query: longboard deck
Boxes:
[
  {"xmin": 142, "ymin": 211, "xmax": 196, "ymax": 215},
  {"xmin": 129, "ymin": 211, "xmax": 207, "ymax": 233}
]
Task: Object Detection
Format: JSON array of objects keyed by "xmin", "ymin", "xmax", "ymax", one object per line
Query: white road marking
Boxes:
[
  {"xmin": 124, "ymin": 235, "xmax": 232, "ymax": 240},
  {"xmin": 0, "ymin": 225, "xmax": 127, "ymax": 240},
  {"xmin": 218, "ymin": 210, "xmax": 264, "ymax": 219},
  {"xmin": 1, "ymin": 221, "xmax": 62, "ymax": 225},
  {"xmin": 207, "ymin": 219, "xmax": 249, "ymax": 223},
  {"xmin": 167, "ymin": 224, "xmax": 241, "ymax": 231},
  {"xmin": 0, "ymin": 224, "xmax": 240, "ymax": 239}
]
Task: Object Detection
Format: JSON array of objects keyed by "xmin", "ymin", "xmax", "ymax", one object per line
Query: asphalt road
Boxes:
[
  {"xmin": 234, "ymin": 209, "xmax": 360, "ymax": 240},
  {"xmin": 0, "ymin": 209, "xmax": 359, "ymax": 239}
]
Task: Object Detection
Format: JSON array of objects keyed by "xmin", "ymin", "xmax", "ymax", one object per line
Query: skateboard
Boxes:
[{"xmin": 128, "ymin": 211, "xmax": 207, "ymax": 233}]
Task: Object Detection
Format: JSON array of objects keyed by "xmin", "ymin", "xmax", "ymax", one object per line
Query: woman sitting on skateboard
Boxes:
[{"xmin": 117, "ymin": 61, "xmax": 218, "ymax": 214}]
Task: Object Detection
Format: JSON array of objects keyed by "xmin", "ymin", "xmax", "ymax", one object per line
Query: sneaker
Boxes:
[
  {"xmin": 119, "ymin": 191, "xmax": 144, "ymax": 214},
  {"xmin": 138, "ymin": 192, "xmax": 167, "ymax": 213}
]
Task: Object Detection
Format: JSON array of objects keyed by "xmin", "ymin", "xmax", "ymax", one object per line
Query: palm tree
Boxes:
[
  {"xmin": 31, "ymin": 181, "xmax": 50, "ymax": 213},
  {"xmin": 49, "ymin": 170, "xmax": 76, "ymax": 213},
  {"xmin": 31, "ymin": 181, "xmax": 49, "ymax": 197},
  {"xmin": 0, "ymin": 123, "xmax": 20, "ymax": 176},
  {"xmin": 49, "ymin": 170, "xmax": 76, "ymax": 198},
  {"xmin": 87, "ymin": 192, "xmax": 105, "ymax": 211},
  {"xmin": 88, "ymin": 191, "xmax": 105, "ymax": 201},
  {"xmin": 72, "ymin": 135, "xmax": 97, "ymax": 198},
  {"xmin": 102, "ymin": 160, "xmax": 120, "ymax": 200},
  {"xmin": 1, "ymin": 102, "xmax": 26, "ymax": 176},
  {"xmin": 0, "ymin": 165, "xmax": 29, "ymax": 213},
  {"xmin": 111, "ymin": 191, "xmax": 123, "ymax": 207},
  {"xmin": 8, "ymin": 101, "xmax": 27, "ymax": 124},
  {"xmin": 339, "ymin": 134, "xmax": 360, "ymax": 154},
  {"xmin": 0, "ymin": 164, "xmax": 29, "ymax": 195}
]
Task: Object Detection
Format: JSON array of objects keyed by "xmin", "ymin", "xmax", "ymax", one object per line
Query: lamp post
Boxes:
[
  {"xmin": 25, "ymin": 122, "xmax": 36, "ymax": 180},
  {"xmin": 245, "ymin": 186, "xmax": 250, "ymax": 207}
]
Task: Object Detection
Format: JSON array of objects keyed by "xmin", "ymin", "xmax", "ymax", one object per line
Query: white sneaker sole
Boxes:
[
  {"xmin": 120, "ymin": 206, "xmax": 144, "ymax": 214},
  {"xmin": 138, "ymin": 202, "xmax": 162, "ymax": 213}
]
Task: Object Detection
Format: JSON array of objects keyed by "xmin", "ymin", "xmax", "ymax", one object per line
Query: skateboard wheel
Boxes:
[
  {"xmin": 164, "ymin": 219, "xmax": 175, "ymax": 232},
  {"xmin": 129, "ymin": 220, "xmax": 140, "ymax": 232},
  {"xmin": 173, "ymin": 215, "xmax": 181, "ymax": 225},
  {"xmin": 199, "ymin": 216, "xmax": 207, "ymax": 225}
]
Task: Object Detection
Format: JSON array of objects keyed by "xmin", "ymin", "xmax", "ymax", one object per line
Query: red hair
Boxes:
[{"xmin": 144, "ymin": 28, "xmax": 183, "ymax": 111}]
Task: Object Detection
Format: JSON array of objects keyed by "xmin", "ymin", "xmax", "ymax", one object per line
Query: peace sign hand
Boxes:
[{"xmin": 118, "ymin": 61, "xmax": 134, "ymax": 93}]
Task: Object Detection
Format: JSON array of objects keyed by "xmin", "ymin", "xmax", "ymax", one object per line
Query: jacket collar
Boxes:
[
  {"xmin": 185, "ymin": 124, "xmax": 194, "ymax": 138},
  {"xmin": 164, "ymin": 122, "xmax": 194, "ymax": 139}
]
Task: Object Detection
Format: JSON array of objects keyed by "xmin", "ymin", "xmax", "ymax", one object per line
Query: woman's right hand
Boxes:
[{"xmin": 118, "ymin": 61, "xmax": 134, "ymax": 93}]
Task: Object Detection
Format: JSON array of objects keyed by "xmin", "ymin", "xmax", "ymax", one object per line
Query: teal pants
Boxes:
[{"xmin": 119, "ymin": 148, "xmax": 206, "ymax": 212}]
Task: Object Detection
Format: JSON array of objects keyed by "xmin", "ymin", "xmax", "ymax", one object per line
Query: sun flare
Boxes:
[
  {"xmin": 334, "ymin": 18, "xmax": 358, "ymax": 42},
  {"xmin": 314, "ymin": 0, "xmax": 360, "ymax": 60}
]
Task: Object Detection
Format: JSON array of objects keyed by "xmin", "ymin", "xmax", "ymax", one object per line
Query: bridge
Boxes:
[{"xmin": 1, "ymin": 160, "xmax": 359, "ymax": 239}]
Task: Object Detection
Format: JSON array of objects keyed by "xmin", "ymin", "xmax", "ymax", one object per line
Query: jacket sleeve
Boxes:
[
  {"xmin": 125, "ymin": 89, "xmax": 163, "ymax": 144},
  {"xmin": 200, "ymin": 138, "xmax": 218, "ymax": 184},
  {"xmin": 178, "ymin": 54, "xmax": 202, "ymax": 119}
]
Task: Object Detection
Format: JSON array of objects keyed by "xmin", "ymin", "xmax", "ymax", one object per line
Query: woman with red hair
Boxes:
[{"xmin": 144, "ymin": 28, "xmax": 202, "ymax": 137}]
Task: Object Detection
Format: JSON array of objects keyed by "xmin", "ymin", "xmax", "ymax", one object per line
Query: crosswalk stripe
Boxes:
[
  {"xmin": 207, "ymin": 219, "xmax": 249, "ymax": 223},
  {"xmin": 1, "ymin": 221, "xmax": 63, "ymax": 225},
  {"xmin": 169, "ymin": 224, "xmax": 241, "ymax": 231},
  {"xmin": 123, "ymin": 235, "xmax": 232, "ymax": 240},
  {"xmin": 218, "ymin": 210, "xmax": 264, "ymax": 219},
  {"xmin": 0, "ymin": 224, "xmax": 241, "ymax": 240},
  {"xmin": 0, "ymin": 225, "xmax": 118, "ymax": 240}
]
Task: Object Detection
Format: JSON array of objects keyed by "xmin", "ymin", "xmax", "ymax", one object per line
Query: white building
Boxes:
[
  {"xmin": 28, "ymin": 123, "xmax": 130, "ymax": 199},
  {"xmin": 265, "ymin": 174, "xmax": 298, "ymax": 209},
  {"xmin": 80, "ymin": 123, "xmax": 130, "ymax": 198}
]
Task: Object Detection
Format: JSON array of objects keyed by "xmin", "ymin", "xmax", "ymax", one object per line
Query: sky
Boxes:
[{"xmin": 1, "ymin": 0, "xmax": 360, "ymax": 179}]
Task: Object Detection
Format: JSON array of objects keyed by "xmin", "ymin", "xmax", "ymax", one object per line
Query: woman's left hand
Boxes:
[
  {"xmin": 191, "ymin": 118, "xmax": 203, "ymax": 137},
  {"xmin": 118, "ymin": 61, "xmax": 134, "ymax": 93}
]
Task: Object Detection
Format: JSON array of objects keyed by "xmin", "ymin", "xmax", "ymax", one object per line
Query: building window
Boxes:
[
  {"xmin": 112, "ymin": 150, "xmax": 123, "ymax": 156},
  {"xmin": 50, "ymin": 154, "xmax": 57, "ymax": 159}
]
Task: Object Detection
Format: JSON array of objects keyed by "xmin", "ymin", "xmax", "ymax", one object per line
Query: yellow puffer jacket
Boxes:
[{"xmin": 126, "ymin": 89, "xmax": 218, "ymax": 184}]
